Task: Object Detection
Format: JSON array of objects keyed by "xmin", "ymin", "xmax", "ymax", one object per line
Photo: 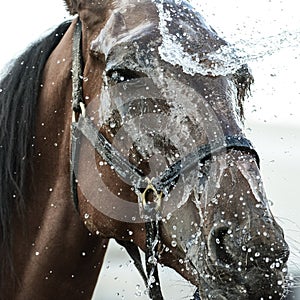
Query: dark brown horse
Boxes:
[{"xmin": 0, "ymin": 0, "xmax": 289, "ymax": 299}]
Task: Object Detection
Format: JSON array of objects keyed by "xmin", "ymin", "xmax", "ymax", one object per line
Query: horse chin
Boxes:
[
  {"xmin": 195, "ymin": 271, "xmax": 248, "ymax": 300},
  {"xmin": 197, "ymin": 286, "xmax": 240, "ymax": 300},
  {"xmin": 195, "ymin": 265, "xmax": 288, "ymax": 300},
  {"xmin": 187, "ymin": 243, "xmax": 288, "ymax": 300}
]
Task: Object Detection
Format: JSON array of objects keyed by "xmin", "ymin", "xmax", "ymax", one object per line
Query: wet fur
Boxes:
[{"xmin": 0, "ymin": 20, "xmax": 72, "ymax": 282}]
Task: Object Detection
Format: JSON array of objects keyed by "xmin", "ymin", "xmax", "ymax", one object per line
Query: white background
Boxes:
[{"xmin": 0, "ymin": 0, "xmax": 299, "ymax": 298}]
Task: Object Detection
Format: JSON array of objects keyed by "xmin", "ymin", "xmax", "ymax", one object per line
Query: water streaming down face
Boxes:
[
  {"xmin": 81, "ymin": 0, "xmax": 290, "ymax": 298},
  {"xmin": 88, "ymin": 0, "xmax": 243, "ymax": 216}
]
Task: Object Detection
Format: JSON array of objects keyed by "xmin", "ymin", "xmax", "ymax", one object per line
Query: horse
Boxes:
[{"xmin": 0, "ymin": 0, "xmax": 290, "ymax": 299}]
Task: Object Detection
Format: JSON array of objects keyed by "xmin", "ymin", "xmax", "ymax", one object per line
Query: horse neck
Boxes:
[{"xmin": 3, "ymin": 21, "xmax": 108, "ymax": 300}]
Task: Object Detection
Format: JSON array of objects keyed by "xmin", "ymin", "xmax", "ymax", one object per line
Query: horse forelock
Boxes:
[{"xmin": 0, "ymin": 20, "xmax": 72, "ymax": 280}]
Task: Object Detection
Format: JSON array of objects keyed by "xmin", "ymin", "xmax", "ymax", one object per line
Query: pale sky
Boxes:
[{"xmin": 0, "ymin": 0, "xmax": 69, "ymax": 67}]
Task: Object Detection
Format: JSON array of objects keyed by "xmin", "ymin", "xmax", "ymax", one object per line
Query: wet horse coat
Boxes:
[{"xmin": 0, "ymin": 0, "xmax": 289, "ymax": 299}]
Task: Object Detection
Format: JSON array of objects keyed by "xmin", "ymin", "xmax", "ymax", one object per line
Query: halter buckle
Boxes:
[{"xmin": 138, "ymin": 178, "xmax": 163, "ymax": 219}]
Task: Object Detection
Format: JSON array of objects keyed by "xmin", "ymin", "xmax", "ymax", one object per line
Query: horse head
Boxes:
[{"xmin": 65, "ymin": 0, "xmax": 289, "ymax": 298}]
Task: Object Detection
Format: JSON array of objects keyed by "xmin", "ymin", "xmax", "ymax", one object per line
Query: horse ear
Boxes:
[{"xmin": 64, "ymin": 0, "xmax": 78, "ymax": 15}]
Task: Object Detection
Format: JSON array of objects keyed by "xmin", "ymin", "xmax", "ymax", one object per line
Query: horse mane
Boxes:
[{"xmin": 0, "ymin": 20, "xmax": 72, "ymax": 271}]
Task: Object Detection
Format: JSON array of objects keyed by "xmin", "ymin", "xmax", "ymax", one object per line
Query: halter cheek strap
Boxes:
[
  {"xmin": 70, "ymin": 18, "xmax": 84, "ymax": 211},
  {"xmin": 71, "ymin": 18, "xmax": 84, "ymax": 114}
]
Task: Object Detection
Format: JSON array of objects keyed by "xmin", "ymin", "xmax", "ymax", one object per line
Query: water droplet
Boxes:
[
  {"xmin": 110, "ymin": 121, "xmax": 116, "ymax": 128},
  {"xmin": 277, "ymin": 280, "xmax": 283, "ymax": 286},
  {"xmin": 135, "ymin": 284, "xmax": 142, "ymax": 296},
  {"xmin": 171, "ymin": 240, "xmax": 177, "ymax": 247},
  {"xmin": 148, "ymin": 256, "xmax": 157, "ymax": 264}
]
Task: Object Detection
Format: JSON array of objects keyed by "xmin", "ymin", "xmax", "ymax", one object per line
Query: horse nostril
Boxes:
[{"xmin": 209, "ymin": 226, "xmax": 234, "ymax": 265}]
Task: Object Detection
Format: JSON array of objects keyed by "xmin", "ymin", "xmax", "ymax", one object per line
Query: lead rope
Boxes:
[
  {"xmin": 145, "ymin": 220, "xmax": 163, "ymax": 300},
  {"xmin": 138, "ymin": 180, "xmax": 164, "ymax": 299}
]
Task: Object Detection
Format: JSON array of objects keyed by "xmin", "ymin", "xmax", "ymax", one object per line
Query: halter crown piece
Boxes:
[{"xmin": 70, "ymin": 18, "xmax": 259, "ymax": 300}]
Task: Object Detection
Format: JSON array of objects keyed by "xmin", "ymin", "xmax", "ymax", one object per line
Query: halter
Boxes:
[{"xmin": 70, "ymin": 18, "xmax": 259, "ymax": 300}]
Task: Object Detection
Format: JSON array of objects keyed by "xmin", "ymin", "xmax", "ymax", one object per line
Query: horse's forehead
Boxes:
[
  {"xmin": 91, "ymin": 0, "xmax": 226, "ymax": 70},
  {"xmin": 92, "ymin": 0, "xmax": 241, "ymax": 134},
  {"xmin": 90, "ymin": 1, "xmax": 158, "ymax": 60}
]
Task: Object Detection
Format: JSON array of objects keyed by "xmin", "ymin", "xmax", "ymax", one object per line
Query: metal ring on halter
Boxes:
[{"xmin": 138, "ymin": 178, "xmax": 163, "ymax": 215}]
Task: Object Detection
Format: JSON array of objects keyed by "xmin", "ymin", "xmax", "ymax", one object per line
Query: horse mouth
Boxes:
[{"xmin": 195, "ymin": 262, "xmax": 288, "ymax": 300}]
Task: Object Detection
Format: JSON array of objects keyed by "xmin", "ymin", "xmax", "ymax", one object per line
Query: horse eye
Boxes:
[{"xmin": 106, "ymin": 68, "xmax": 146, "ymax": 84}]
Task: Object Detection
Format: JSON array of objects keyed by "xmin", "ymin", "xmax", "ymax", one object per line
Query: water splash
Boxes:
[
  {"xmin": 157, "ymin": 0, "xmax": 300, "ymax": 76},
  {"xmin": 208, "ymin": 29, "xmax": 300, "ymax": 75},
  {"xmin": 156, "ymin": 1, "xmax": 216, "ymax": 76}
]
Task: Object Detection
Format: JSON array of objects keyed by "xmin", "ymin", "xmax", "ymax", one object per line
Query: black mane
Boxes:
[{"xmin": 0, "ymin": 20, "xmax": 71, "ymax": 269}]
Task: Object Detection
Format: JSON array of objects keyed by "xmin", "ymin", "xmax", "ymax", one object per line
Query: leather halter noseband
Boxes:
[{"xmin": 70, "ymin": 18, "xmax": 259, "ymax": 300}]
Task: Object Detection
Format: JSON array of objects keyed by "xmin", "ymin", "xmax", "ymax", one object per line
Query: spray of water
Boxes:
[
  {"xmin": 157, "ymin": 0, "xmax": 300, "ymax": 77},
  {"xmin": 207, "ymin": 29, "xmax": 300, "ymax": 76}
]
